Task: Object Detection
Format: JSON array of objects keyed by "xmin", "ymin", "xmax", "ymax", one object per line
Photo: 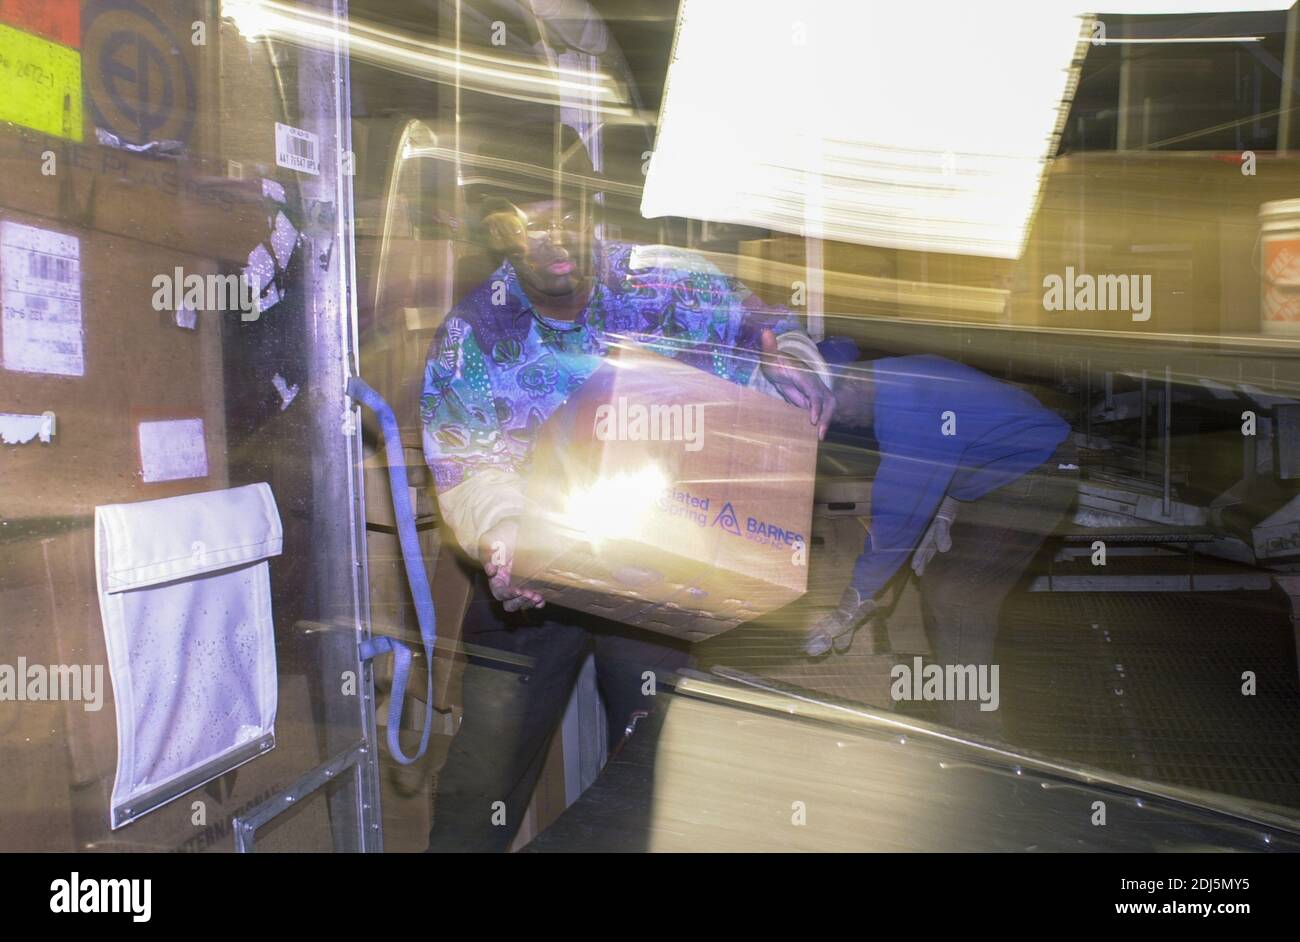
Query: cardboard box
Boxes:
[
  {"xmin": 0, "ymin": 2, "xmax": 366, "ymax": 853},
  {"xmin": 214, "ymin": 19, "xmax": 285, "ymax": 176},
  {"xmin": 0, "ymin": 523, "xmax": 334, "ymax": 852},
  {"xmin": 0, "ymin": 3, "xmax": 276, "ymax": 265},
  {"xmin": 0, "ymin": 528, "xmax": 83, "ymax": 851},
  {"xmin": 0, "ymin": 209, "xmax": 230, "ymax": 522},
  {"xmin": 68, "ymin": 670, "xmax": 335, "ymax": 853},
  {"xmin": 512, "ymin": 347, "xmax": 817, "ymax": 642},
  {"xmin": 377, "ymin": 740, "xmax": 442, "ymax": 853}
]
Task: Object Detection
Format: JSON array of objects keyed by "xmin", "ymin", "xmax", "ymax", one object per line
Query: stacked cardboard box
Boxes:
[{"xmin": 0, "ymin": 1, "xmax": 335, "ymax": 851}]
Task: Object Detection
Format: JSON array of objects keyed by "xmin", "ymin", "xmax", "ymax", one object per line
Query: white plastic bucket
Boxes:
[{"xmin": 1259, "ymin": 199, "xmax": 1300, "ymax": 334}]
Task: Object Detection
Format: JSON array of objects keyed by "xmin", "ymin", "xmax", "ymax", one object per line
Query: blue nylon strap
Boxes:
[{"xmin": 347, "ymin": 377, "xmax": 437, "ymax": 765}]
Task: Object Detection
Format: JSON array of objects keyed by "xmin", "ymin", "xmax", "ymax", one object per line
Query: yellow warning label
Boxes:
[{"xmin": 0, "ymin": 22, "xmax": 83, "ymax": 141}]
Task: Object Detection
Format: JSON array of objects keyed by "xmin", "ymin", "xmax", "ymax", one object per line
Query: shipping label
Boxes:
[
  {"xmin": 1, "ymin": 221, "xmax": 83, "ymax": 376},
  {"xmin": 275, "ymin": 122, "xmax": 320, "ymax": 176},
  {"xmin": 137, "ymin": 418, "xmax": 208, "ymax": 483}
]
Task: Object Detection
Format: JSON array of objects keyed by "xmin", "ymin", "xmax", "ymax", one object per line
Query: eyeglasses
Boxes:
[{"xmin": 522, "ymin": 212, "xmax": 584, "ymax": 240}]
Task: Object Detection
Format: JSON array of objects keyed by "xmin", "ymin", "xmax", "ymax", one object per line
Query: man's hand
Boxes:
[
  {"xmin": 759, "ymin": 328, "xmax": 835, "ymax": 440},
  {"xmin": 912, "ymin": 496, "xmax": 959, "ymax": 576},
  {"xmin": 478, "ymin": 519, "xmax": 545, "ymax": 613}
]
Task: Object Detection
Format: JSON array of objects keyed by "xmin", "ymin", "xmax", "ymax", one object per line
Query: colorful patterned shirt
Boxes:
[{"xmin": 420, "ymin": 241, "xmax": 803, "ymax": 493}]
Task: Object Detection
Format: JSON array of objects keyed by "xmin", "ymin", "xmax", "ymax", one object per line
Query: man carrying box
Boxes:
[
  {"xmin": 804, "ymin": 351, "xmax": 1077, "ymax": 740},
  {"xmin": 422, "ymin": 132, "xmax": 834, "ymax": 852}
]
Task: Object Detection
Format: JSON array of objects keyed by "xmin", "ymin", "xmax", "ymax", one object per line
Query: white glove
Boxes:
[
  {"xmin": 803, "ymin": 586, "xmax": 877, "ymax": 657},
  {"xmin": 912, "ymin": 495, "xmax": 959, "ymax": 576}
]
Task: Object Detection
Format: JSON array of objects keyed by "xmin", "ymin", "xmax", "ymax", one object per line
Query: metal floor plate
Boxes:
[{"xmin": 1000, "ymin": 589, "xmax": 1300, "ymax": 809}]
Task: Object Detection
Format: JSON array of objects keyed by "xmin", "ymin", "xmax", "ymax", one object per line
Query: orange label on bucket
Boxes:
[
  {"xmin": 1263, "ymin": 239, "xmax": 1300, "ymax": 323},
  {"xmin": 1264, "ymin": 240, "xmax": 1300, "ymax": 288},
  {"xmin": 1263, "ymin": 288, "xmax": 1300, "ymax": 324}
]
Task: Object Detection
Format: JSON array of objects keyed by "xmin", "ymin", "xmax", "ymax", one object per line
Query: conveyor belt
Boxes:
[
  {"xmin": 1001, "ymin": 590, "xmax": 1300, "ymax": 809},
  {"xmin": 524, "ymin": 668, "xmax": 1300, "ymax": 852},
  {"xmin": 697, "ymin": 587, "xmax": 1300, "ymax": 811}
]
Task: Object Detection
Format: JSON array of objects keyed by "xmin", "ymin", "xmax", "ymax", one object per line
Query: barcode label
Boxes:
[
  {"xmin": 28, "ymin": 253, "xmax": 74, "ymax": 284},
  {"xmin": 275, "ymin": 122, "xmax": 320, "ymax": 176},
  {"xmin": 1, "ymin": 221, "xmax": 83, "ymax": 376}
]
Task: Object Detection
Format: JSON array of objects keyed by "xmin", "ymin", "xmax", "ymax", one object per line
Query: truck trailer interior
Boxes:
[{"xmin": 1, "ymin": 0, "xmax": 1299, "ymax": 891}]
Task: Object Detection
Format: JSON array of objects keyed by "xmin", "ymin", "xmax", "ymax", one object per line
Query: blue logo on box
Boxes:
[{"xmin": 711, "ymin": 501, "xmax": 740, "ymax": 536}]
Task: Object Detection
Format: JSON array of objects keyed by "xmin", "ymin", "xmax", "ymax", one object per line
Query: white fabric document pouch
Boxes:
[{"xmin": 95, "ymin": 483, "xmax": 283, "ymax": 829}]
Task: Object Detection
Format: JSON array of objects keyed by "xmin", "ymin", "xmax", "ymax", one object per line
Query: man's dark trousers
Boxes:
[{"xmin": 426, "ymin": 573, "xmax": 691, "ymax": 852}]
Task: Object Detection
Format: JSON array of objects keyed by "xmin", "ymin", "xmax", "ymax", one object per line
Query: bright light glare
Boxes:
[
  {"xmin": 642, "ymin": 0, "xmax": 1291, "ymax": 259},
  {"xmin": 557, "ymin": 465, "xmax": 670, "ymax": 546},
  {"xmin": 221, "ymin": 0, "xmax": 275, "ymax": 40},
  {"xmin": 219, "ymin": 0, "xmax": 631, "ymax": 114}
]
